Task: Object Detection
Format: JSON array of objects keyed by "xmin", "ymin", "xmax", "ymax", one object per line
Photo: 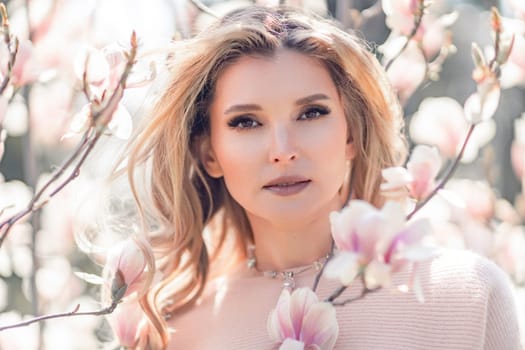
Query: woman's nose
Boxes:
[{"xmin": 268, "ymin": 125, "xmax": 297, "ymax": 164}]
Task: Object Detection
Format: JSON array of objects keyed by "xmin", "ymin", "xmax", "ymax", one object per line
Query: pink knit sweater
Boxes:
[{"xmin": 168, "ymin": 249, "xmax": 521, "ymax": 349}]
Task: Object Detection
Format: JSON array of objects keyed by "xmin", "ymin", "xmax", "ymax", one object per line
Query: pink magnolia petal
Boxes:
[
  {"xmin": 323, "ymin": 252, "xmax": 360, "ymax": 286},
  {"xmin": 395, "ymin": 218, "xmax": 431, "ymax": 247},
  {"xmin": 107, "ymin": 299, "xmax": 145, "ymax": 348},
  {"xmin": 107, "ymin": 103, "xmax": 132, "ymax": 140},
  {"xmin": 380, "ymin": 166, "xmax": 413, "ymax": 191},
  {"xmin": 329, "ymin": 201, "xmax": 375, "ymax": 251},
  {"xmin": 406, "ymin": 145, "xmax": 442, "ymax": 199},
  {"xmin": 364, "ymin": 260, "xmax": 392, "ymax": 289},
  {"xmin": 463, "ymin": 83, "xmax": 500, "ymax": 124},
  {"xmin": 273, "ymin": 289, "xmax": 296, "ymax": 340},
  {"xmin": 511, "ymin": 142, "xmax": 525, "ymax": 179},
  {"xmin": 0, "ymin": 129, "xmax": 6, "ymax": 161},
  {"xmin": 409, "ymin": 97, "xmax": 468, "ymax": 158},
  {"xmin": 69, "ymin": 103, "xmax": 91, "ymax": 134},
  {"xmin": 380, "ymin": 201, "xmax": 406, "ymax": 233},
  {"xmin": 117, "ymin": 240, "xmax": 147, "ymax": 287},
  {"xmin": 268, "ymin": 307, "xmax": 284, "ymax": 342},
  {"xmin": 280, "ymin": 338, "xmax": 305, "ymax": 350},
  {"xmin": 87, "ymin": 49, "xmax": 111, "ymax": 85},
  {"xmin": 0, "ymin": 95, "xmax": 7, "ymax": 124},
  {"xmin": 102, "ymin": 44, "xmax": 127, "ymax": 90},
  {"xmin": 289, "ymin": 288, "xmax": 318, "ymax": 338},
  {"xmin": 11, "ymin": 39, "xmax": 36, "ymax": 86},
  {"xmin": 300, "ymin": 302, "xmax": 338, "ymax": 349},
  {"xmin": 398, "ymin": 262, "xmax": 426, "ymax": 302}
]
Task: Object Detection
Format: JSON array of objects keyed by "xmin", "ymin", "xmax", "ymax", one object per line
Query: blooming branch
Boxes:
[
  {"xmin": 384, "ymin": 0, "xmax": 427, "ymax": 71},
  {"xmin": 407, "ymin": 7, "xmax": 512, "ymax": 220},
  {"xmin": 0, "ymin": 31, "xmax": 138, "ymax": 248}
]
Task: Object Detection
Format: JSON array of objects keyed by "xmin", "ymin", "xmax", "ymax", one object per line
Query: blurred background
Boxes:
[{"xmin": 0, "ymin": 0, "xmax": 524, "ymax": 348}]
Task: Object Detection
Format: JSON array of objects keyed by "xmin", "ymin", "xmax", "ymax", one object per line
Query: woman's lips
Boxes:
[{"xmin": 263, "ymin": 177, "xmax": 311, "ymax": 196}]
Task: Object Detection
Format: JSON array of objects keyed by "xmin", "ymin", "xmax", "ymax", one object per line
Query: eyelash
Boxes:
[
  {"xmin": 298, "ymin": 105, "xmax": 331, "ymax": 120},
  {"xmin": 227, "ymin": 105, "xmax": 331, "ymax": 130}
]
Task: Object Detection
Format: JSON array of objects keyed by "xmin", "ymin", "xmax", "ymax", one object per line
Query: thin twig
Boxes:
[
  {"xmin": 332, "ymin": 286, "xmax": 381, "ymax": 306},
  {"xmin": 407, "ymin": 124, "xmax": 476, "ymax": 220},
  {"xmin": 0, "ymin": 4, "xmax": 19, "ymax": 95},
  {"xmin": 0, "ymin": 301, "xmax": 119, "ymax": 332},
  {"xmin": 312, "ymin": 240, "xmax": 334, "ymax": 292},
  {"xmin": 325, "ymin": 285, "xmax": 347, "ymax": 303}
]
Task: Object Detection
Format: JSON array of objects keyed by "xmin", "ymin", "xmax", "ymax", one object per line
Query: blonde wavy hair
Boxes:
[{"xmin": 119, "ymin": 5, "xmax": 406, "ymax": 348}]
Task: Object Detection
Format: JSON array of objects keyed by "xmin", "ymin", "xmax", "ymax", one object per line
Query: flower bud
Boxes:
[
  {"xmin": 471, "ymin": 42, "xmax": 486, "ymax": 69},
  {"xmin": 496, "ymin": 33, "xmax": 515, "ymax": 65},
  {"xmin": 490, "ymin": 7, "xmax": 502, "ymax": 34},
  {"xmin": 105, "ymin": 238, "xmax": 148, "ymax": 302}
]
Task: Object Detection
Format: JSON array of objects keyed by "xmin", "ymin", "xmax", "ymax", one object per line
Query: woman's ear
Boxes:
[
  {"xmin": 198, "ymin": 137, "xmax": 223, "ymax": 178},
  {"xmin": 345, "ymin": 139, "xmax": 356, "ymax": 161}
]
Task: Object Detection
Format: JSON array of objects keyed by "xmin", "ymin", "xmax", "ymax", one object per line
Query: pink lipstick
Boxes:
[{"xmin": 263, "ymin": 176, "xmax": 311, "ymax": 196}]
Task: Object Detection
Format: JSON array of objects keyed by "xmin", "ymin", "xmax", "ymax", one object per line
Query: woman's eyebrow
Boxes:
[
  {"xmin": 223, "ymin": 93, "xmax": 330, "ymax": 115},
  {"xmin": 224, "ymin": 104, "xmax": 262, "ymax": 115},
  {"xmin": 295, "ymin": 93, "xmax": 330, "ymax": 106}
]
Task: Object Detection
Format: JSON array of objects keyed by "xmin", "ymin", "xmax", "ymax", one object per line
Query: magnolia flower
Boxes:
[
  {"xmin": 383, "ymin": 41, "xmax": 426, "ymax": 103},
  {"xmin": 446, "ymin": 179, "xmax": 495, "ymax": 223},
  {"xmin": 74, "ymin": 44, "xmax": 127, "ymax": 100},
  {"xmin": 325, "ymin": 200, "xmax": 432, "ymax": 290},
  {"xmin": 380, "ymin": 166, "xmax": 412, "ymax": 204},
  {"xmin": 406, "ymin": 145, "xmax": 442, "ymax": 199},
  {"xmin": 104, "ymin": 237, "xmax": 148, "ymax": 301},
  {"xmin": 410, "ymin": 97, "xmax": 468, "ymax": 158},
  {"xmin": 382, "ymin": 145, "xmax": 442, "ymax": 202},
  {"xmin": 0, "ymin": 39, "xmax": 37, "ymax": 87},
  {"xmin": 267, "ymin": 287, "xmax": 338, "ymax": 350},
  {"xmin": 382, "ymin": 0, "xmax": 423, "ymax": 37},
  {"xmin": 409, "ymin": 97, "xmax": 496, "ymax": 162},
  {"xmin": 67, "ymin": 101, "xmax": 132, "ymax": 140},
  {"xmin": 107, "ymin": 299, "xmax": 148, "ymax": 349},
  {"xmin": 382, "ymin": 0, "xmax": 457, "ymax": 57},
  {"xmin": 463, "ymin": 73, "xmax": 501, "ymax": 124}
]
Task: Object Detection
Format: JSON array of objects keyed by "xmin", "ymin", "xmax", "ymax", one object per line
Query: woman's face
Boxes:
[{"xmin": 202, "ymin": 49, "xmax": 355, "ymax": 226}]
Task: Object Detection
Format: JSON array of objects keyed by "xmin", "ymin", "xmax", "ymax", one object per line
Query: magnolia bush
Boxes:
[{"xmin": 0, "ymin": 0, "xmax": 524, "ymax": 349}]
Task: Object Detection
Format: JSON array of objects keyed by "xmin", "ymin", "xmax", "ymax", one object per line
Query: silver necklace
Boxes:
[{"xmin": 247, "ymin": 245, "xmax": 330, "ymax": 290}]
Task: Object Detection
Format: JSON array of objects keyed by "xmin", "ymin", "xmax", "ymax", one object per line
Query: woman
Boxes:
[{"xmin": 109, "ymin": 5, "xmax": 520, "ymax": 349}]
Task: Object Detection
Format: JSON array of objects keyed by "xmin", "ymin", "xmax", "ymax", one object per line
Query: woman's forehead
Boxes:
[{"xmin": 211, "ymin": 49, "xmax": 339, "ymax": 111}]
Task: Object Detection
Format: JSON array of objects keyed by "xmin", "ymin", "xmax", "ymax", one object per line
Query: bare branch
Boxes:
[
  {"xmin": 0, "ymin": 301, "xmax": 119, "ymax": 332},
  {"xmin": 332, "ymin": 286, "xmax": 381, "ymax": 306}
]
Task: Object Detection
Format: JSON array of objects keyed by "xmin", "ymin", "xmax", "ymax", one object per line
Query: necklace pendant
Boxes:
[{"xmin": 283, "ymin": 271, "xmax": 295, "ymax": 290}]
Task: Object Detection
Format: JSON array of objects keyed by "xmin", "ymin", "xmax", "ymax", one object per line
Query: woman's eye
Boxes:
[
  {"xmin": 298, "ymin": 106, "xmax": 330, "ymax": 120},
  {"xmin": 227, "ymin": 116, "xmax": 261, "ymax": 129}
]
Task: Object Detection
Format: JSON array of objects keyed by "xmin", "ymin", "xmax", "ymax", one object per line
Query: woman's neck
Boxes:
[{"xmin": 247, "ymin": 213, "xmax": 334, "ymax": 272}]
